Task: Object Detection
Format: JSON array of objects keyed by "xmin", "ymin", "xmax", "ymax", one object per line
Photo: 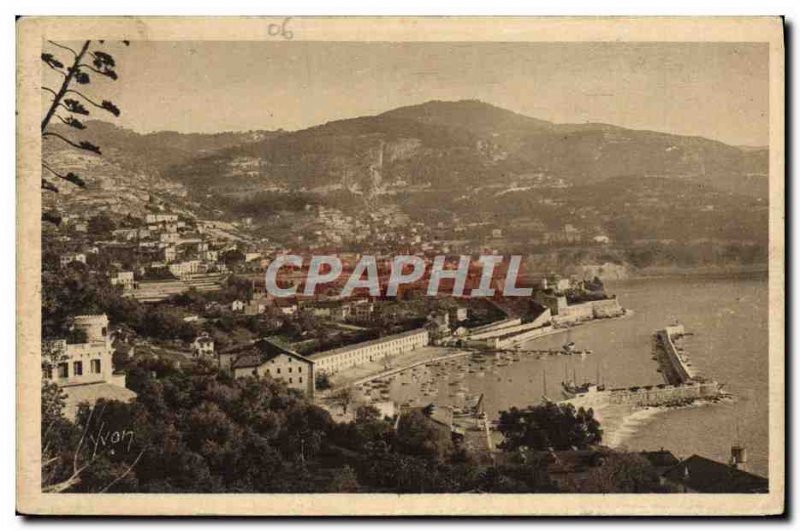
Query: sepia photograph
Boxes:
[{"xmin": 15, "ymin": 16, "xmax": 785, "ymax": 516}]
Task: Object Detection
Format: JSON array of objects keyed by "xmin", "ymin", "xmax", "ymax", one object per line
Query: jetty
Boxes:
[{"xmin": 561, "ymin": 324, "xmax": 726, "ymax": 408}]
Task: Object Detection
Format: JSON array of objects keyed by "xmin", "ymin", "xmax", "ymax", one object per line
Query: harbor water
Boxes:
[{"xmin": 381, "ymin": 272, "xmax": 769, "ymax": 477}]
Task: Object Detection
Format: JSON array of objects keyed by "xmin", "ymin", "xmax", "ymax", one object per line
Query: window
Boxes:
[
  {"xmin": 289, "ymin": 378, "xmax": 293, "ymax": 384},
  {"xmin": 58, "ymin": 363, "xmax": 68, "ymax": 378},
  {"xmin": 277, "ymin": 368, "xmax": 281, "ymax": 374},
  {"xmin": 298, "ymin": 367, "xmax": 302, "ymax": 373},
  {"xmin": 44, "ymin": 365, "xmax": 53, "ymax": 379},
  {"xmin": 288, "ymin": 367, "xmax": 292, "ymax": 373},
  {"xmin": 73, "ymin": 361, "xmax": 83, "ymax": 376},
  {"xmin": 91, "ymin": 359, "xmax": 101, "ymax": 374},
  {"xmin": 266, "ymin": 368, "xmax": 270, "ymax": 375},
  {"xmin": 299, "ymin": 377, "xmax": 303, "ymax": 383}
]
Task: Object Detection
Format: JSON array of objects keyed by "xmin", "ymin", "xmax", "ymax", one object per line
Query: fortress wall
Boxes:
[
  {"xmin": 467, "ymin": 318, "xmax": 522, "ymax": 336},
  {"xmin": 492, "ymin": 325, "xmax": 554, "ymax": 349},
  {"xmin": 656, "ymin": 330, "xmax": 693, "ymax": 385},
  {"xmin": 606, "ymin": 382, "xmax": 720, "ymax": 407},
  {"xmin": 470, "ymin": 319, "xmax": 546, "ymax": 341},
  {"xmin": 591, "ymin": 298, "xmax": 624, "ymax": 318}
]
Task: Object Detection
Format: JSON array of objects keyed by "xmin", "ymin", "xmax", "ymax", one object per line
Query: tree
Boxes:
[
  {"xmin": 394, "ymin": 409, "xmax": 454, "ymax": 462},
  {"xmin": 577, "ymin": 452, "xmax": 676, "ymax": 493},
  {"xmin": 87, "ymin": 213, "xmax": 116, "ymax": 236},
  {"xmin": 331, "ymin": 387, "xmax": 353, "ymax": 415},
  {"xmin": 497, "ymin": 402, "xmax": 602, "ymax": 452},
  {"xmin": 41, "ymin": 40, "xmax": 128, "ymax": 222},
  {"xmin": 314, "ymin": 372, "xmax": 332, "ymax": 391},
  {"xmin": 221, "ymin": 249, "xmax": 246, "ymax": 268},
  {"xmin": 41, "ymin": 397, "xmax": 145, "ymax": 493}
]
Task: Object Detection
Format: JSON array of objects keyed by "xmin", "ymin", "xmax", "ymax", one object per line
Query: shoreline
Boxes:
[
  {"xmin": 515, "ymin": 309, "xmax": 635, "ymax": 345},
  {"xmin": 625, "ymin": 264, "xmax": 768, "ymax": 281}
]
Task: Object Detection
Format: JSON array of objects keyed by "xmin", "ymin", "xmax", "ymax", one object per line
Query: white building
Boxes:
[
  {"xmin": 310, "ymin": 328, "xmax": 429, "ymax": 375},
  {"xmin": 60, "ymin": 253, "xmax": 86, "ymax": 267},
  {"xmin": 146, "ymin": 213, "xmax": 179, "ymax": 224},
  {"xmin": 43, "ymin": 314, "xmax": 135, "ymax": 419},
  {"xmin": 168, "ymin": 260, "xmax": 201, "ymax": 279},
  {"xmin": 192, "ymin": 332, "xmax": 215, "ymax": 359},
  {"xmin": 219, "ymin": 339, "xmax": 315, "ymax": 398}
]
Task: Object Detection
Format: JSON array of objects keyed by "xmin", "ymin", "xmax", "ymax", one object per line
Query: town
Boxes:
[{"xmin": 41, "ymin": 197, "xmax": 767, "ymax": 495}]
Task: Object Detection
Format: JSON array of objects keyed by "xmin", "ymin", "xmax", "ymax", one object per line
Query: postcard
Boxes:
[{"xmin": 16, "ymin": 16, "xmax": 785, "ymax": 516}]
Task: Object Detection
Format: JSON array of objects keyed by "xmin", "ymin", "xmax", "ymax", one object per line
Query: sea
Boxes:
[{"xmin": 382, "ymin": 272, "xmax": 770, "ymax": 477}]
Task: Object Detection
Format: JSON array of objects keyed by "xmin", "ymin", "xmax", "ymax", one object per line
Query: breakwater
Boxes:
[
  {"xmin": 563, "ymin": 324, "xmax": 726, "ymax": 408},
  {"xmin": 653, "ymin": 324, "xmax": 697, "ymax": 385}
]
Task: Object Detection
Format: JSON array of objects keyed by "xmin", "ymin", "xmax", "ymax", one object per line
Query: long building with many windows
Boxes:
[{"xmin": 309, "ymin": 328, "xmax": 429, "ymax": 375}]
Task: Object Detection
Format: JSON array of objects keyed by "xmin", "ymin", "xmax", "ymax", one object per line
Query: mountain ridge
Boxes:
[{"xmin": 46, "ymin": 99, "xmax": 768, "ymax": 199}]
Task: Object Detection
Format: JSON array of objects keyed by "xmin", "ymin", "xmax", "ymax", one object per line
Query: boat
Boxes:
[
  {"xmin": 563, "ymin": 341, "xmax": 576, "ymax": 352},
  {"xmin": 561, "ymin": 380, "xmax": 605, "ymax": 398}
]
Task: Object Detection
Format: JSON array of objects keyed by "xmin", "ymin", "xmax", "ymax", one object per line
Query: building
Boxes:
[
  {"xmin": 219, "ymin": 339, "xmax": 315, "ymax": 397},
  {"xmin": 169, "ymin": 260, "xmax": 201, "ymax": 279},
  {"xmin": 60, "ymin": 253, "xmax": 86, "ymax": 267},
  {"xmin": 639, "ymin": 449, "xmax": 680, "ymax": 475},
  {"xmin": 349, "ymin": 299, "xmax": 375, "ymax": 322},
  {"xmin": 244, "ymin": 300, "xmax": 267, "ymax": 316},
  {"xmin": 42, "ymin": 314, "xmax": 135, "ymax": 419},
  {"xmin": 163, "ymin": 246, "xmax": 177, "ymax": 263},
  {"xmin": 310, "ymin": 328, "xmax": 429, "ymax": 375},
  {"xmin": 449, "ymin": 307, "xmax": 469, "ymax": 323},
  {"xmin": 110, "ymin": 271, "xmax": 135, "ymax": 291},
  {"xmin": 146, "ymin": 213, "xmax": 178, "ymax": 224},
  {"xmin": 160, "ymin": 232, "xmax": 180, "ymax": 244},
  {"xmin": 231, "ymin": 300, "xmax": 245, "ymax": 312},
  {"xmin": 535, "ymin": 291, "xmax": 624, "ymax": 327},
  {"xmin": 274, "ymin": 299, "xmax": 298, "ymax": 316},
  {"xmin": 662, "ymin": 454, "xmax": 768, "ymax": 493},
  {"xmin": 305, "ymin": 300, "xmax": 350, "ymax": 321},
  {"xmin": 192, "ymin": 332, "xmax": 215, "ymax": 359}
]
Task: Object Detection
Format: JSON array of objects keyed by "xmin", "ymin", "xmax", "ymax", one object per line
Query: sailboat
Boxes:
[{"xmin": 561, "ymin": 360, "xmax": 605, "ymax": 398}]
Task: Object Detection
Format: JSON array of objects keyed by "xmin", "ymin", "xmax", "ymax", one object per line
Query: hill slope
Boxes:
[{"xmin": 162, "ymin": 99, "xmax": 767, "ymax": 199}]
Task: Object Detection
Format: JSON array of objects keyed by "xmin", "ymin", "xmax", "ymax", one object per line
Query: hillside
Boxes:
[
  {"xmin": 161, "ymin": 99, "xmax": 767, "ymax": 200},
  {"xmin": 41, "ymin": 101, "xmax": 769, "ymax": 250}
]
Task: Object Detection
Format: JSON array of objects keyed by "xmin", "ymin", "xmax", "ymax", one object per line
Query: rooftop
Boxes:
[
  {"xmin": 227, "ymin": 338, "xmax": 314, "ymax": 369},
  {"xmin": 662, "ymin": 454, "xmax": 768, "ymax": 493},
  {"xmin": 309, "ymin": 327, "xmax": 428, "ymax": 361}
]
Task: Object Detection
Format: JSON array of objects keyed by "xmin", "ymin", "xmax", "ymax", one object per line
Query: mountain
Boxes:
[
  {"xmin": 42, "ymin": 100, "xmax": 768, "ymax": 221},
  {"xmin": 160, "ymin": 99, "xmax": 767, "ymax": 199},
  {"xmin": 44, "ymin": 120, "xmax": 282, "ymax": 179}
]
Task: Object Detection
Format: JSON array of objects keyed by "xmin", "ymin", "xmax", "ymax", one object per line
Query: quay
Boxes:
[
  {"xmin": 348, "ymin": 348, "xmax": 473, "ymax": 387},
  {"xmin": 562, "ymin": 324, "xmax": 727, "ymax": 408}
]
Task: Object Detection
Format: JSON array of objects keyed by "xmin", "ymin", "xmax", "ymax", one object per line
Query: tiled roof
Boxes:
[
  {"xmin": 662, "ymin": 454, "xmax": 768, "ymax": 493},
  {"xmin": 309, "ymin": 328, "xmax": 428, "ymax": 360},
  {"xmin": 228, "ymin": 338, "xmax": 314, "ymax": 369},
  {"xmin": 640, "ymin": 449, "xmax": 680, "ymax": 469}
]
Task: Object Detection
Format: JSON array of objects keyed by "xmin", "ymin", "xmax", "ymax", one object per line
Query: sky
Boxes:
[{"xmin": 44, "ymin": 41, "xmax": 769, "ymax": 147}]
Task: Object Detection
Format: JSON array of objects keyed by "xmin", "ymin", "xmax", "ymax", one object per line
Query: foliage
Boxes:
[
  {"xmin": 577, "ymin": 452, "xmax": 677, "ymax": 493},
  {"xmin": 87, "ymin": 213, "xmax": 116, "ymax": 236},
  {"xmin": 314, "ymin": 372, "xmax": 332, "ymax": 391},
  {"xmin": 394, "ymin": 409, "xmax": 454, "ymax": 462},
  {"xmin": 41, "ymin": 40, "xmax": 127, "ymax": 221},
  {"xmin": 497, "ymin": 402, "xmax": 602, "ymax": 451}
]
